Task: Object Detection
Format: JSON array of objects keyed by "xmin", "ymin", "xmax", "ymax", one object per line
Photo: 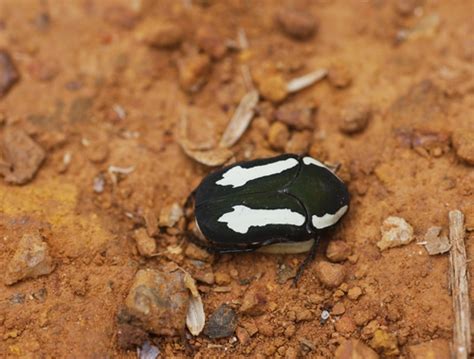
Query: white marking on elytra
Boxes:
[
  {"xmin": 303, "ymin": 156, "xmax": 329, "ymax": 169},
  {"xmin": 218, "ymin": 205, "xmax": 306, "ymax": 234},
  {"xmin": 216, "ymin": 158, "xmax": 298, "ymax": 188},
  {"xmin": 312, "ymin": 205, "xmax": 348, "ymax": 229}
]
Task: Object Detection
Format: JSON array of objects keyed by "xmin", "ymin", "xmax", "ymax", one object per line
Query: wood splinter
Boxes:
[{"xmin": 448, "ymin": 210, "xmax": 471, "ymax": 359}]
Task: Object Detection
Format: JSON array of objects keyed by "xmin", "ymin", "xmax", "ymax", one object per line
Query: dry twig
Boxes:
[{"xmin": 448, "ymin": 210, "xmax": 471, "ymax": 359}]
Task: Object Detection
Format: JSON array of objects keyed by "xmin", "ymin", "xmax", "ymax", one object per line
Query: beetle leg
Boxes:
[{"xmin": 292, "ymin": 234, "xmax": 320, "ymax": 287}]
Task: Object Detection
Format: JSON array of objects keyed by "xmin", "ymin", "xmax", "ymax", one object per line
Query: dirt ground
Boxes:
[{"xmin": 0, "ymin": 0, "xmax": 473, "ymax": 358}]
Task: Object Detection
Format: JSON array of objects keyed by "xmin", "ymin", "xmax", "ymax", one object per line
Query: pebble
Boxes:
[
  {"xmin": 275, "ymin": 8, "xmax": 317, "ymax": 40},
  {"xmin": 285, "ymin": 130, "xmax": 312, "ymax": 155},
  {"xmin": 274, "ymin": 104, "xmax": 315, "ymax": 130},
  {"xmin": 452, "ymin": 128, "xmax": 474, "ymax": 165},
  {"xmin": 328, "ymin": 63, "xmax": 352, "ymax": 89},
  {"xmin": 255, "ymin": 71, "xmax": 288, "ymax": 103},
  {"xmin": 315, "ymin": 261, "xmax": 346, "ymax": 288},
  {"xmin": 196, "ymin": 27, "xmax": 227, "ymax": 60},
  {"xmin": 116, "ymin": 323, "xmax": 149, "ymax": 350},
  {"xmin": 123, "ymin": 269, "xmax": 190, "ymax": 336},
  {"xmin": 178, "ymin": 54, "xmax": 211, "ymax": 93},
  {"xmin": 377, "ymin": 216, "xmax": 414, "ymax": 251},
  {"xmin": 204, "ymin": 304, "xmax": 237, "ymax": 339},
  {"xmin": 335, "ymin": 339, "xmax": 379, "ymax": 359},
  {"xmin": 242, "ymin": 320, "xmax": 259, "ymax": 337},
  {"xmin": 136, "ymin": 20, "xmax": 183, "ymax": 48},
  {"xmin": 423, "ymin": 226, "xmax": 450, "ymax": 255},
  {"xmin": 284, "ymin": 324, "xmax": 296, "ymax": 338},
  {"xmin": 5, "ymin": 232, "xmax": 55, "ymax": 285},
  {"xmin": 347, "ymin": 287, "xmax": 363, "ymax": 300},
  {"xmin": 133, "ymin": 228, "xmax": 157, "ymax": 257},
  {"xmin": 143, "ymin": 210, "xmax": 159, "ymax": 237},
  {"xmin": 239, "ymin": 286, "xmax": 268, "ymax": 316},
  {"xmin": 267, "ymin": 122, "xmax": 290, "ymax": 150},
  {"xmin": 0, "ymin": 50, "xmax": 20, "ymax": 98},
  {"xmin": 215, "ymin": 272, "xmax": 231, "ymax": 285},
  {"xmin": 194, "ymin": 271, "xmax": 215, "ymax": 285},
  {"xmin": 338, "ymin": 103, "xmax": 371, "ymax": 134},
  {"xmin": 326, "ymin": 240, "xmax": 352, "ymax": 262},
  {"xmin": 369, "ymin": 329, "xmax": 399, "ymax": 357},
  {"xmin": 184, "ymin": 243, "xmax": 212, "ymax": 262},
  {"xmin": 335, "ymin": 316, "xmax": 356, "ymax": 335},
  {"xmin": 361, "ymin": 320, "xmax": 379, "ymax": 339},
  {"xmin": 295, "ymin": 308, "xmax": 312, "ymax": 322},
  {"xmin": 332, "ymin": 302, "xmax": 346, "ymax": 316},
  {"xmin": 236, "ymin": 326, "xmax": 250, "ymax": 344},
  {"xmin": 406, "ymin": 339, "xmax": 450, "ymax": 359},
  {"xmin": 0, "ymin": 128, "xmax": 46, "ymax": 185},
  {"xmin": 159, "ymin": 202, "xmax": 183, "ymax": 227}
]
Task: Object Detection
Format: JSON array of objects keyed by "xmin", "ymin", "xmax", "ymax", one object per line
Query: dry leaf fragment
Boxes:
[
  {"xmin": 287, "ymin": 68, "xmax": 328, "ymax": 93},
  {"xmin": 183, "ymin": 271, "xmax": 205, "ymax": 336}
]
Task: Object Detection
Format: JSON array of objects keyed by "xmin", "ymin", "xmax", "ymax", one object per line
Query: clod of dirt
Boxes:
[
  {"xmin": 133, "ymin": 228, "xmax": 157, "ymax": 257},
  {"xmin": 0, "ymin": 128, "xmax": 46, "ymax": 185},
  {"xmin": 377, "ymin": 216, "xmax": 414, "ymax": 251},
  {"xmin": 85, "ymin": 142, "xmax": 110, "ymax": 164},
  {"xmin": 204, "ymin": 304, "xmax": 237, "ymax": 339},
  {"xmin": 326, "ymin": 240, "xmax": 352, "ymax": 262},
  {"xmin": 274, "ymin": 104, "xmax": 315, "ymax": 130},
  {"xmin": 267, "ymin": 122, "xmax": 290, "ymax": 150},
  {"xmin": 332, "ymin": 303, "xmax": 345, "ymax": 316},
  {"xmin": 338, "ymin": 103, "xmax": 371, "ymax": 135},
  {"xmin": 296, "ymin": 308, "xmax": 313, "ymax": 322},
  {"xmin": 452, "ymin": 128, "xmax": 474, "ymax": 165},
  {"xmin": 5, "ymin": 232, "xmax": 55, "ymax": 286},
  {"xmin": 239, "ymin": 286, "xmax": 268, "ymax": 316},
  {"xmin": 328, "ymin": 63, "xmax": 352, "ymax": 89},
  {"xmin": 196, "ymin": 27, "xmax": 227, "ymax": 60},
  {"xmin": 0, "ymin": 50, "xmax": 20, "ymax": 98},
  {"xmin": 194, "ymin": 271, "xmax": 215, "ymax": 285},
  {"xmin": 158, "ymin": 202, "xmax": 183, "ymax": 227},
  {"xmin": 143, "ymin": 209, "xmax": 159, "ymax": 237},
  {"xmin": 178, "ymin": 54, "xmax": 211, "ymax": 93},
  {"xmin": 335, "ymin": 316, "xmax": 356, "ymax": 335},
  {"xmin": 254, "ymin": 71, "xmax": 288, "ymax": 103},
  {"xmin": 276, "ymin": 263, "xmax": 297, "ymax": 284},
  {"xmin": 335, "ymin": 339, "xmax": 379, "ymax": 359},
  {"xmin": 406, "ymin": 338, "xmax": 450, "ymax": 359},
  {"xmin": 123, "ymin": 269, "xmax": 190, "ymax": 336},
  {"xmin": 285, "ymin": 130, "xmax": 312, "ymax": 155},
  {"xmin": 315, "ymin": 261, "xmax": 346, "ymax": 288},
  {"xmin": 116, "ymin": 323, "xmax": 150, "ymax": 350},
  {"xmin": 275, "ymin": 8, "xmax": 318, "ymax": 40},
  {"xmin": 215, "ymin": 272, "xmax": 231, "ymax": 285},
  {"xmin": 136, "ymin": 20, "xmax": 183, "ymax": 49},
  {"xmin": 423, "ymin": 226, "xmax": 450, "ymax": 255},
  {"xmin": 184, "ymin": 243, "xmax": 213, "ymax": 262},
  {"xmin": 409, "ymin": 129, "xmax": 451, "ymax": 158},
  {"xmin": 347, "ymin": 286, "xmax": 363, "ymax": 301},
  {"xmin": 236, "ymin": 326, "xmax": 250, "ymax": 344},
  {"xmin": 369, "ymin": 329, "xmax": 400, "ymax": 357}
]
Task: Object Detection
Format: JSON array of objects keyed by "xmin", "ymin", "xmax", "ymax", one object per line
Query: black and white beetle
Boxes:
[{"xmin": 186, "ymin": 153, "xmax": 350, "ymax": 284}]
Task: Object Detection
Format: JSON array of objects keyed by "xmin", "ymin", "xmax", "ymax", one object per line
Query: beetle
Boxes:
[{"xmin": 186, "ymin": 153, "xmax": 350, "ymax": 284}]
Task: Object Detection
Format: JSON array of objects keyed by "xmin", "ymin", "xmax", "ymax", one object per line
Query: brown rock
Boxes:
[
  {"xmin": 5, "ymin": 232, "xmax": 55, "ymax": 285},
  {"xmin": 143, "ymin": 209, "xmax": 159, "ymax": 237},
  {"xmin": 377, "ymin": 216, "xmax": 414, "ymax": 251},
  {"xmin": 236, "ymin": 326, "xmax": 250, "ymax": 344},
  {"xmin": 124, "ymin": 269, "xmax": 190, "ymax": 336},
  {"xmin": 136, "ymin": 20, "xmax": 183, "ymax": 49},
  {"xmin": 296, "ymin": 308, "xmax": 313, "ymax": 322},
  {"xmin": 339, "ymin": 104, "xmax": 371, "ymax": 134},
  {"xmin": 258, "ymin": 321, "xmax": 274, "ymax": 337},
  {"xmin": 285, "ymin": 130, "xmax": 312, "ymax": 155},
  {"xmin": 370, "ymin": 329, "xmax": 399, "ymax": 357},
  {"xmin": 407, "ymin": 339, "xmax": 450, "ymax": 359},
  {"xmin": 275, "ymin": 8, "xmax": 317, "ymax": 40},
  {"xmin": 204, "ymin": 304, "xmax": 237, "ymax": 339},
  {"xmin": 284, "ymin": 323, "xmax": 296, "ymax": 338},
  {"xmin": 196, "ymin": 27, "xmax": 227, "ymax": 60},
  {"xmin": 332, "ymin": 302, "xmax": 346, "ymax": 316},
  {"xmin": 361, "ymin": 319, "xmax": 379, "ymax": 339},
  {"xmin": 133, "ymin": 228, "xmax": 157, "ymax": 257},
  {"xmin": 184, "ymin": 243, "xmax": 212, "ymax": 262},
  {"xmin": 215, "ymin": 272, "xmax": 231, "ymax": 285},
  {"xmin": 194, "ymin": 271, "xmax": 215, "ymax": 285},
  {"xmin": 178, "ymin": 54, "xmax": 211, "ymax": 93},
  {"xmin": 335, "ymin": 339, "xmax": 379, "ymax": 359},
  {"xmin": 335, "ymin": 316, "xmax": 356, "ymax": 335},
  {"xmin": 268, "ymin": 122, "xmax": 290, "ymax": 150},
  {"xmin": 315, "ymin": 261, "xmax": 346, "ymax": 288},
  {"xmin": 328, "ymin": 63, "xmax": 352, "ymax": 89},
  {"xmin": 240, "ymin": 286, "xmax": 268, "ymax": 316},
  {"xmin": 274, "ymin": 104, "xmax": 315, "ymax": 130},
  {"xmin": 255, "ymin": 72, "xmax": 288, "ymax": 103},
  {"xmin": 116, "ymin": 323, "xmax": 149, "ymax": 350},
  {"xmin": 0, "ymin": 128, "xmax": 46, "ymax": 185},
  {"xmin": 326, "ymin": 240, "xmax": 352, "ymax": 262},
  {"xmin": 347, "ymin": 286, "xmax": 363, "ymax": 300},
  {"xmin": 452, "ymin": 128, "xmax": 474, "ymax": 165},
  {"xmin": 159, "ymin": 202, "xmax": 183, "ymax": 227},
  {"xmin": 0, "ymin": 50, "xmax": 20, "ymax": 98}
]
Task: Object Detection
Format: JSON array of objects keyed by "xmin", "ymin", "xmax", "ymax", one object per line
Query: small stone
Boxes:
[
  {"xmin": 452, "ymin": 128, "xmax": 474, "ymax": 165},
  {"xmin": 236, "ymin": 326, "xmax": 250, "ymax": 344},
  {"xmin": 326, "ymin": 240, "xmax": 352, "ymax": 262},
  {"xmin": 215, "ymin": 272, "xmax": 231, "ymax": 285},
  {"xmin": 194, "ymin": 271, "xmax": 215, "ymax": 285},
  {"xmin": 328, "ymin": 63, "xmax": 352, "ymax": 89},
  {"xmin": 347, "ymin": 287, "xmax": 363, "ymax": 300},
  {"xmin": 0, "ymin": 128, "xmax": 46, "ymax": 185},
  {"xmin": 242, "ymin": 320, "xmax": 259, "ymax": 337},
  {"xmin": 185, "ymin": 243, "xmax": 212, "ymax": 262},
  {"xmin": 332, "ymin": 302, "xmax": 346, "ymax": 316},
  {"xmin": 258, "ymin": 321, "xmax": 274, "ymax": 337},
  {"xmin": 196, "ymin": 27, "xmax": 227, "ymax": 60},
  {"xmin": 204, "ymin": 304, "xmax": 237, "ymax": 339},
  {"xmin": 423, "ymin": 226, "xmax": 450, "ymax": 255},
  {"xmin": 116, "ymin": 323, "xmax": 149, "ymax": 350},
  {"xmin": 268, "ymin": 122, "xmax": 290, "ymax": 150},
  {"xmin": 274, "ymin": 104, "xmax": 315, "ymax": 130},
  {"xmin": 143, "ymin": 210, "xmax": 159, "ymax": 237},
  {"xmin": 315, "ymin": 261, "xmax": 346, "ymax": 288},
  {"xmin": 361, "ymin": 320, "xmax": 379, "ymax": 339},
  {"xmin": 407, "ymin": 339, "xmax": 450, "ymax": 359},
  {"xmin": 159, "ymin": 202, "xmax": 183, "ymax": 227},
  {"xmin": 0, "ymin": 50, "xmax": 20, "ymax": 98},
  {"xmin": 295, "ymin": 308, "xmax": 312, "ymax": 322},
  {"xmin": 335, "ymin": 316, "xmax": 356, "ymax": 335},
  {"xmin": 5, "ymin": 232, "xmax": 55, "ymax": 285},
  {"xmin": 178, "ymin": 54, "xmax": 211, "ymax": 93},
  {"xmin": 255, "ymin": 72, "xmax": 288, "ymax": 103},
  {"xmin": 338, "ymin": 103, "xmax": 371, "ymax": 134},
  {"xmin": 123, "ymin": 269, "xmax": 189, "ymax": 336},
  {"xmin": 370, "ymin": 329, "xmax": 399, "ymax": 357},
  {"xmin": 377, "ymin": 216, "xmax": 414, "ymax": 251},
  {"xmin": 285, "ymin": 130, "xmax": 312, "ymax": 155},
  {"xmin": 284, "ymin": 324, "xmax": 296, "ymax": 338},
  {"xmin": 133, "ymin": 228, "xmax": 157, "ymax": 257},
  {"xmin": 335, "ymin": 339, "xmax": 379, "ymax": 359},
  {"xmin": 275, "ymin": 8, "xmax": 317, "ymax": 40},
  {"xmin": 136, "ymin": 20, "xmax": 183, "ymax": 48},
  {"xmin": 240, "ymin": 286, "xmax": 268, "ymax": 316}
]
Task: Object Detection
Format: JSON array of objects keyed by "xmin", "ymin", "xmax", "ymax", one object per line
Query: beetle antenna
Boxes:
[{"xmin": 292, "ymin": 234, "xmax": 320, "ymax": 287}]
